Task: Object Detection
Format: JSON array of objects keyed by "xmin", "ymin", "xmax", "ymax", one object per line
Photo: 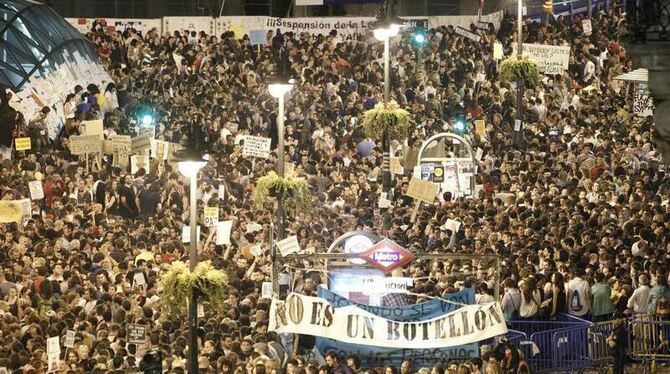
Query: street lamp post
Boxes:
[
  {"xmin": 177, "ymin": 149, "xmax": 207, "ymax": 374},
  {"xmin": 515, "ymin": 0, "xmax": 524, "ymax": 148},
  {"xmin": 268, "ymin": 79, "xmax": 293, "ymax": 295},
  {"xmin": 373, "ymin": 23, "xmax": 400, "ymax": 191}
]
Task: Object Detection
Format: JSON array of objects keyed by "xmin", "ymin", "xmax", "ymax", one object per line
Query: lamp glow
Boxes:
[
  {"xmin": 141, "ymin": 114, "xmax": 153, "ymax": 126},
  {"xmin": 373, "ymin": 24, "xmax": 400, "ymax": 41},
  {"xmin": 268, "ymin": 83, "xmax": 293, "ymax": 98},
  {"xmin": 414, "ymin": 33, "xmax": 425, "ymax": 44},
  {"xmin": 178, "ymin": 160, "xmax": 207, "ymax": 178}
]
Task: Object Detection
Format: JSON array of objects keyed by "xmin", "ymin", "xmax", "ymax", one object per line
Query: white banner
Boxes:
[
  {"xmin": 512, "ymin": 43, "xmax": 571, "ymax": 74},
  {"xmin": 357, "ymin": 276, "xmax": 413, "ymax": 294},
  {"xmin": 429, "ymin": 10, "xmax": 503, "ymax": 31},
  {"xmin": 454, "ymin": 26, "xmax": 482, "ymax": 42},
  {"xmin": 270, "ymin": 293, "xmax": 507, "ymax": 349},
  {"xmin": 277, "ymin": 235, "xmax": 301, "ymax": 256},
  {"xmin": 163, "ymin": 16, "xmax": 215, "ymax": 34},
  {"xmin": 65, "ymin": 18, "xmax": 162, "ymax": 35}
]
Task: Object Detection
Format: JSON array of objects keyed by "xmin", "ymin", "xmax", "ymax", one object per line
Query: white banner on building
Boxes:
[
  {"xmin": 511, "ymin": 43, "xmax": 571, "ymax": 74},
  {"xmin": 269, "ymin": 293, "xmax": 507, "ymax": 349}
]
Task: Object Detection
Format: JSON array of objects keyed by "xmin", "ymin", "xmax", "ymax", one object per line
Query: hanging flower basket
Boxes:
[
  {"xmin": 252, "ymin": 171, "xmax": 311, "ymax": 211},
  {"xmin": 362, "ymin": 100, "xmax": 411, "ymax": 142},
  {"xmin": 499, "ymin": 55, "xmax": 541, "ymax": 89},
  {"xmin": 161, "ymin": 261, "xmax": 228, "ymax": 315}
]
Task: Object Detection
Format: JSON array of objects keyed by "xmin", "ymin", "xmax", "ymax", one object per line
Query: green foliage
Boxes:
[
  {"xmin": 362, "ymin": 100, "xmax": 411, "ymax": 141},
  {"xmin": 252, "ymin": 171, "xmax": 311, "ymax": 211},
  {"xmin": 161, "ymin": 261, "xmax": 228, "ymax": 315},
  {"xmin": 499, "ymin": 55, "xmax": 541, "ymax": 88}
]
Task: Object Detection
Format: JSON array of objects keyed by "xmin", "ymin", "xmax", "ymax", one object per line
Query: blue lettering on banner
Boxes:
[{"xmin": 316, "ymin": 287, "xmax": 479, "ymax": 368}]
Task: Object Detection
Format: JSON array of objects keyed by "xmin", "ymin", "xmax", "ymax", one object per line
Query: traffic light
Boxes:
[
  {"xmin": 543, "ymin": 0, "xmax": 553, "ymax": 14},
  {"xmin": 412, "ymin": 28, "xmax": 427, "ymax": 48},
  {"xmin": 137, "ymin": 105, "xmax": 155, "ymax": 127}
]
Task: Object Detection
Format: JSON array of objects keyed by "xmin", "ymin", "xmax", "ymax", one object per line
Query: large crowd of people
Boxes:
[{"xmin": 0, "ymin": 3, "xmax": 668, "ymax": 373}]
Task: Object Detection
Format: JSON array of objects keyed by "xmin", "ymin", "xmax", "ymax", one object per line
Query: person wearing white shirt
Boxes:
[
  {"xmin": 627, "ymin": 274, "xmax": 651, "ymax": 315},
  {"xmin": 583, "ymin": 58, "xmax": 596, "ymax": 82},
  {"xmin": 566, "ymin": 269, "xmax": 591, "ymax": 318}
]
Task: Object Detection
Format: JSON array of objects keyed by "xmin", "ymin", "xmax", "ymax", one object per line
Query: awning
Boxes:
[{"xmin": 614, "ymin": 68, "xmax": 648, "ymax": 83}]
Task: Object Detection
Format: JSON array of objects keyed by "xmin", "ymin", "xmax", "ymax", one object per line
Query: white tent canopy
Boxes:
[{"xmin": 614, "ymin": 68, "xmax": 648, "ymax": 83}]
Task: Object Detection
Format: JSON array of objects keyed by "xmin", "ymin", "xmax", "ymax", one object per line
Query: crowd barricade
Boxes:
[
  {"xmin": 588, "ymin": 320, "xmax": 615, "ymax": 369},
  {"xmin": 628, "ymin": 315, "xmax": 670, "ymax": 369}
]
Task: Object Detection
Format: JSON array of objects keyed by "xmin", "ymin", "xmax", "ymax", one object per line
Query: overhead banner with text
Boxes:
[
  {"xmin": 270, "ymin": 292, "xmax": 507, "ymax": 349},
  {"xmin": 511, "ymin": 43, "xmax": 571, "ymax": 74},
  {"xmin": 316, "ymin": 287, "xmax": 479, "ymax": 368}
]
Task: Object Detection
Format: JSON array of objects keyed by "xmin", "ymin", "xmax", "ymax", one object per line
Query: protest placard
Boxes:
[
  {"xmin": 582, "ymin": 19, "xmax": 592, "ymax": 36},
  {"xmin": 512, "ymin": 43, "xmax": 571, "ymax": 74},
  {"xmin": 204, "ymin": 206, "xmax": 219, "ymax": 227},
  {"xmin": 131, "ymin": 133, "xmax": 152, "ymax": 153},
  {"xmin": 70, "ymin": 135, "xmax": 102, "ymax": 155},
  {"xmin": 454, "ymin": 26, "xmax": 481, "ymax": 42},
  {"xmin": 277, "ymin": 235, "xmax": 300, "ymax": 256},
  {"xmin": 64, "ymin": 330, "xmax": 76, "ymax": 348},
  {"xmin": 47, "ymin": 336, "xmax": 60, "ymax": 356},
  {"xmin": 182, "ymin": 225, "xmax": 201, "ymax": 243},
  {"xmin": 242, "ymin": 135, "xmax": 272, "ymax": 158},
  {"xmin": 15, "ymin": 137, "xmax": 31, "ymax": 151},
  {"xmin": 475, "ymin": 120, "xmax": 486, "ymax": 139},
  {"xmin": 130, "ymin": 155, "xmax": 149, "ymax": 174},
  {"xmin": 249, "ymin": 29, "xmax": 267, "ymax": 45},
  {"xmin": 406, "ymin": 178, "xmax": 439, "ymax": 204},
  {"xmin": 493, "ymin": 41, "xmax": 503, "ymax": 60},
  {"xmin": 216, "ymin": 220, "xmax": 233, "ymax": 245},
  {"xmin": 82, "ymin": 119, "xmax": 103, "ymax": 139},
  {"xmin": 29, "ymin": 180, "xmax": 44, "ymax": 200},
  {"xmin": 127, "ymin": 324, "xmax": 147, "ymax": 344}
]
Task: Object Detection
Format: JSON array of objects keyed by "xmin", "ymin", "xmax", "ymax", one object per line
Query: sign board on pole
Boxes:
[
  {"xmin": 19, "ymin": 198, "xmax": 32, "ymax": 219},
  {"xmin": 127, "ymin": 324, "xmax": 147, "ymax": 344},
  {"xmin": 242, "ymin": 135, "xmax": 272, "ymax": 158},
  {"xmin": 64, "ymin": 330, "xmax": 76, "ymax": 348},
  {"xmin": 216, "ymin": 220, "xmax": 233, "ymax": 245},
  {"xmin": 420, "ymin": 164, "xmax": 434, "ymax": 181},
  {"xmin": 277, "ymin": 235, "xmax": 301, "ymax": 257},
  {"xmin": 15, "ymin": 137, "xmax": 31, "ymax": 151},
  {"xmin": 406, "ymin": 178, "xmax": 439, "ymax": 204},
  {"xmin": 511, "ymin": 43, "xmax": 571, "ymax": 74},
  {"xmin": 131, "ymin": 133, "xmax": 152, "ymax": 154},
  {"xmin": 204, "ymin": 206, "xmax": 219, "ymax": 227},
  {"xmin": 249, "ymin": 29, "xmax": 267, "ymax": 45},
  {"xmin": 359, "ymin": 239, "xmax": 415, "ymax": 274},
  {"xmin": 454, "ymin": 26, "xmax": 481, "ymax": 42},
  {"xmin": 70, "ymin": 135, "xmax": 102, "ymax": 155},
  {"xmin": 29, "ymin": 180, "xmax": 44, "ymax": 200},
  {"xmin": 582, "ymin": 19, "xmax": 592, "ymax": 36}
]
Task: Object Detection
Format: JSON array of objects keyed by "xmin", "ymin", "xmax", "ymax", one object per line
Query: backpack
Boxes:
[{"xmin": 570, "ymin": 289, "xmax": 583, "ymax": 312}]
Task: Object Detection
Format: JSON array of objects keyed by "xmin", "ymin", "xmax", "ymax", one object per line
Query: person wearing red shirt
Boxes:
[{"xmin": 43, "ymin": 174, "xmax": 65, "ymax": 209}]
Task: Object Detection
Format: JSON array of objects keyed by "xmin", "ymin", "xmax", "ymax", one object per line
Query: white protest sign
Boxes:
[
  {"xmin": 47, "ymin": 336, "xmax": 60, "ymax": 356},
  {"xmin": 242, "ymin": 135, "xmax": 272, "ymax": 158},
  {"xmin": 64, "ymin": 330, "xmax": 76, "ymax": 348},
  {"xmin": 493, "ymin": 41, "xmax": 504, "ymax": 60},
  {"xmin": 82, "ymin": 119, "xmax": 103, "ymax": 139},
  {"xmin": 269, "ymin": 293, "xmax": 508, "ymax": 349},
  {"xmin": 216, "ymin": 220, "xmax": 233, "ymax": 245},
  {"xmin": 511, "ymin": 43, "xmax": 571, "ymax": 74},
  {"xmin": 443, "ymin": 218, "xmax": 462, "ymax": 233},
  {"xmin": 634, "ymin": 84, "xmax": 655, "ymax": 117},
  {"xmin": 47, "ymin": 354, "xmax": 60, "ymax": 373},
  {"xmin": 514, "ymin": 119, "xmax": 521, "ymax": 131},
  {"xmin": 582, "ymin": 19, "xmax": 592, "ymax": 36},
  {"xmin": 378, "ymin": 192, "xmax": 392, "ymax": 208},
  {"xmin": 131, "ymin": 132, "xmax": 153, "ymax": 154},
  {"xmin": 454, "ymin": 26, "xmax": 481, "ymax": 42},
  {"xmin": 19, "ymin": 199, "xmax": 31, "ymax": 219},
  {"xmin": 133, "ymin": 272, "xmax": 146, "ymax": 287},
  {"xmin": 28, "ymin": 180, "xmax": 44, "ymax": 200},
  {"xmin": 358, "ymin": 276, "xmax": 414, "ymax": 294},
  {"xmin": 204, "ymin": 206, "xmax": 219, "ymax": 227},
  {"xmin": 197, "ymin": 304, "xmax": 205, "ymax": 318},
  {"xmin": 277, "ymin": 235, "xmax": 300, "ymax": 256},
  {"xmin": 182, "ymin": 225, "xmax": 201, "ymax": 243},
  {"xmin": 475, "ymin": 147, "xmax": 484, "ymax": 161},
  {"xmin": 218, "ymin": 183, "xmax": 225, "ymax": 200},
  {"xmin": 70, "ymin": 134, "xmax": 102, "ymax": 155},
  {"xmin": 130, "ymin": 155, "xmax": 150, "ymax": 174},
  {"xmin": 261, "ymin": 282, "xmax": 273, "ymax": 299}
]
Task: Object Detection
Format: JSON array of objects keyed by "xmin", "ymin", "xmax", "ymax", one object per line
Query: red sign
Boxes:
[{"xmin": 359, "ymin": 239, "xmax": 415, "ymax": 274}]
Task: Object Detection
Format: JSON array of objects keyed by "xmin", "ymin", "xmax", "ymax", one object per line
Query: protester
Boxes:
[{"xmin": 0, "ymin": 4, "xmax": 667, "ymax": 373}]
